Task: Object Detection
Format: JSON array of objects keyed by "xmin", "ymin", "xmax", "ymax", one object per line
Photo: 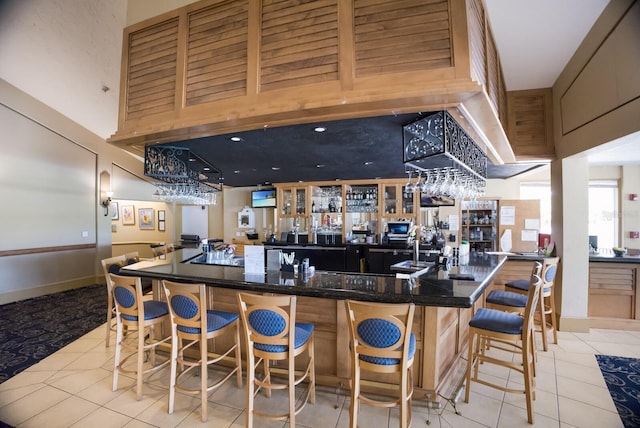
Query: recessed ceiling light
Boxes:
[
  {"xmin": 316, "ymin": 164, "xmax": 324, "ymax": 168},
  {"xmin": 203, "ymin": 167, "xmax": 210, "ymax": 171},
  {"xmin": 189, "ymin": 158, "xmax": 196, "ymax": 162},
  {"xmin": 314, "ymin": 127, "xmax": 326, "ymax": 133},
  {"xmin": 234, "ymin": 170, "xmax": 240, "ymax": 174},
  {"xmin": 271, "ymin": 167, "xmax": 280, "ymax": 171},
  {"xmin": 230, "ymin": 136, "xmax": 242, "ymax": 142},
  {"xmin": 364, "ymin": 161, "xmax": 373, "ymax": 166}
]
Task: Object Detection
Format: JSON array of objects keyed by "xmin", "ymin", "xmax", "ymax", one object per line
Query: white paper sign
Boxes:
[
  {"xmin": 500, "ymin": 229, "xmax": 513, "ymax": 252},
  {"xmin": 500, "ymin": 206, "xmax": 515, "ymax": 225},
  {"xmin": 524, "ymin": 218, "xmax": 540, "ymax": 230},
  {"xmin": 521, "ymin": 230, "xmax": 538, "ymax": 242},
  {"xmin": 448, "ymin": 214, "xmax": 459, "ymax": 231},
  {"xmin": 244, "ymin": 245, "xmax": 265, "ymax": 274}
]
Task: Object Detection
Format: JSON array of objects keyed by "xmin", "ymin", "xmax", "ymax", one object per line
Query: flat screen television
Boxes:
[
  {"xmin": 420, "ymin": 193, "xmax": 455, "ymax": 207},
  {"xmin": 251, "ymin": 189, "xmax": 277, "ymax": 208}
]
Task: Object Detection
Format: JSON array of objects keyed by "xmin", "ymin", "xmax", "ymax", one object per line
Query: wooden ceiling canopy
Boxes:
[{"xmin": 109, "ymin": 0, "xmax": 523, "ymax": 167}]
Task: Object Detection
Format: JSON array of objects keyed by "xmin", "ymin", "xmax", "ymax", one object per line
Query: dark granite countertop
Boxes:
[
  {"xmin": 589, "ymin": 253, "xmax": 640, "ymax": 263},
  {"xmin": 120, "ymin": 249, "xmax": 507, "ymax": 308}
]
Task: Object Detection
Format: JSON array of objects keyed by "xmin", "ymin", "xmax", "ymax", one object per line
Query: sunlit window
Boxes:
[
  {"xmin": 588, "ymin": 180, "xmax": 619, "ymax": 250},
  {"xmin": 520, "ymin": 182, "xmax": 551, "ymax": 234}
]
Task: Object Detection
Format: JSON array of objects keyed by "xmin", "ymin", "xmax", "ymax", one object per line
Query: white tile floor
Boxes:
[{"xmin": 1, "ymin": 325, "xmax": 639, "ymax": 427}]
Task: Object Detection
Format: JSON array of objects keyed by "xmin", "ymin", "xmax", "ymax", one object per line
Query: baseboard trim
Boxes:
[
  {"xmin": 0, "ymin": 276, "xmax": 102, "ymax": 305},
  {"xmin": 558, "ymin": 316, "xmax": 591, "ymax": 333},
  {"xmin": 590, "ymin": 317, "xmax": 640, "ymax": 331}
]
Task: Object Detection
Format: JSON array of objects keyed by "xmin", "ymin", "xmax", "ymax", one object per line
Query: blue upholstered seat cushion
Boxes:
[
  {"xmin": 113, "ymin": 286, "xmax": 167, "ymax": 321},
  {"xmin": 504, "ymin": 279, "xmax": 530, "ymax": 291},
  {"xmin": 505, "ymin": 279, "xmax": 551, "ymax": 294},
  {"xmin": 247, "ymin": 309, "xmax": 314, "ymax": 353},
  {"xmin": 356, "ymin": 318, "xmax": 416, "ymax": 366},
  {"xmin": 506, "ymin": 265, "xmax": 556, "ymax": 293},
  {"xmin": 252, "ymin": 323, "xmax": 314, "ymax": 353},
  {"xmin": 469, "ymin": 308, "xmax": 523, "ymax": 335},
  {"xmin": 182, "ymin": 310, "xmax": 238, "ymax": 334},
  {"xmin": 486, "ymin": 290, "xmax": 527, "ymax": 308},
  {"xmin": 169, "ymin": 295, "xmax": 238, "ymax": 334}
]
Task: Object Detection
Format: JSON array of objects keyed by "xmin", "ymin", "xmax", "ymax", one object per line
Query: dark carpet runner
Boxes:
[
  {"xmin": 596, "ymin": 354, "xmax": 640, "ymax": 428},
  {"xmin": 0, "ymin": 284, "xmax": 106, "ymax": 384}
]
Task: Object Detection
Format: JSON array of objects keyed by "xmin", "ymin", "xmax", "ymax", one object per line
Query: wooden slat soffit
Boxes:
[
  {"xmin": 507, "ymin": 88, "xmax": 556, "ymax": 161},
  {"xmin": 112, "ymin": 0, "xmax": 515, "ymax": 166},
  {"xmin": 124, "ymin": 18, "xmax": 179, "ymax": 120}
]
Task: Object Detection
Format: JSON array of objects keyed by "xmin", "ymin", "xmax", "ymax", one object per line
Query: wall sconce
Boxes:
[
  {"xmin": 101, "ymin": 191, "xmax": 113, "ymax": 216},
  {"xmin": 100, "ymin": 170, "xmax": 113, "ymax": 216}
]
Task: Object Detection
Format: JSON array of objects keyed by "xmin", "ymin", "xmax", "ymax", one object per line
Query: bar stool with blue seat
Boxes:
[
  {"xmin": 486, "ymin": 261, "xmax": 541, "ymax": 313},
  {"xmin": 465, "ymin": 273, "xmax": 542, "ymax": 424},
  {"xmin": 162, "ymin": 280, "xmax": 243, "ymax": 422},
  {"xmin": 109, "ymin": 273, "xmax": 171, "ymax": 400},
  {"xmin": 237, "ymin": 292, "xmax": 315, "ymax": 428},
  {"xmin": 101, "ymin": 255, "xmax": 126, "ymax": 347},
  {"xmin": 505, "ymin": 257, "xmax": 560, "ymax": 351},
  {"xmin": 345, "ymin": 300, "xmax": 416, "ymax": 428}
]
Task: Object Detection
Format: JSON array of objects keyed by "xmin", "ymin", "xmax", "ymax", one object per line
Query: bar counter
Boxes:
[
  {"xmin": 120, "ymin": 249, "xmax": 507, "ymax": 308},
  {"xmin": 120, "ymin": 248, "xmax": 507, "ymax": 406}
]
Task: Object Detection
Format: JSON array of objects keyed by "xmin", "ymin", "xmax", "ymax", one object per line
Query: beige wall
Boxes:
[
  {"xmin": 621, "ymin": 166, "xmax": 640, "ymax": 249},
  {"xmin": 552, "ymin": 0, "xmax": 640, "ymax": 331},
  {"xmin": 0, "ymin": 80, "xmax": 149, "ymax": 303},
  {"xmin": 126, "ymin": 0, "xmax": 197, "ymax": 26}
]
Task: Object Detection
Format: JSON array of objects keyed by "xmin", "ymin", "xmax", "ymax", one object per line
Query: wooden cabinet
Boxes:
[
  {"xmin": 276, "ymin": 179, "xmax": 419, "ymax": 244},
  {"xmin": 461, "ymin": 200, "xmax": 498, "ymax": 252},
  {"xmin": 279, "ymin": 186, "xmax": 307, "ymax": 217},
  {"xmin": 382, "ymin": 183, "xmax": 415, "ymax": 217},
  {"xmin": 589, "ymin": 262, "xmax": 640, "ymax": 328}
]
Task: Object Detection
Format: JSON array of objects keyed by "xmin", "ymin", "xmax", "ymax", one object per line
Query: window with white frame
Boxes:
[
  {"xmin": 588, "ymin": 180, "xmax": 619, "ymax": 250},
  {"xmin": 520, "ymin": 182, "xmax": 551, "ymax": 234}
]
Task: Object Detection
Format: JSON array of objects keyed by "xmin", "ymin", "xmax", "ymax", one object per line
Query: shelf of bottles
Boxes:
[
  {"xmin": 311, "ymin": 185, "xmax": 341, "ymax": 214},
  {"xmin": 345, "ymin": 185, "xmax": 378, "ymax": 213},
  {"xmin": 310, "ymin": 186, "xmax": 343, "ymax": 241},
  {"xmin": 461, "ymin": 199, "xmax": 497, "ymax": 252}
]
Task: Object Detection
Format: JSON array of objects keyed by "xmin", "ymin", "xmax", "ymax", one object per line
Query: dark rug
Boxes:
[
  {"xmin": 596, "ymin": 354, "xmax": 640, "ymax": 428},
  {"xmin": 0, "ymin": 284, "xmax": 106, "ymax": 384}
]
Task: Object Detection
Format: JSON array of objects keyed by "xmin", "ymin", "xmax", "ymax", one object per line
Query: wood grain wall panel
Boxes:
[
  {"xmin": 185, "ymin": 1, "xmax": 248, "ymax": 105},
  {"xmin": 485, "ymin": 29, "xmax": 499, "ymax": 113},
  {"xmin": 354, "ymin": 0, "xmax": 452, "ymax": 77},
  {"xmin": 260, "ymin": 0, "xmax": 339, "ymax": 92},
  {"xmin": 498, "ymin": 69, "xmax": 506, "ymax": 123},
  {"xmin": 507, "ymin": 88, "xmax": 555, "ymax": 160},
  {"xmin": 467, "ymin": 0, "xmax": 485, "ymax": 87},
  {"xmin": 125, "ymin": 18, "xmax": 179, "ymax": 119}
]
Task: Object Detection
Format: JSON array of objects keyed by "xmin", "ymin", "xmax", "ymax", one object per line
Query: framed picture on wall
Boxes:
[
  {"xmin": 158, "ymin": 210, "xmax": 165, "ymax": 221},
  {"xmin": 109, "ymin": 201, "xmax": 119, "ymax": 220},
  {"xmin": 139, "ymin": 208, "xmax": 154, "ymax": 230},
  {"xmin": 158, "ymin": 220, "xmax": 166, "ymax": 232},
  {"xmin": 122, "ymin": 205, "xmax": 135, "ymax": 225}
]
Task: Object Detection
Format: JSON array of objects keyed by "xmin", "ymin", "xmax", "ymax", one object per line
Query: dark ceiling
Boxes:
[{"xmin": 158, "ymin": 113, "xmax": 543, "ymax": 188}]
